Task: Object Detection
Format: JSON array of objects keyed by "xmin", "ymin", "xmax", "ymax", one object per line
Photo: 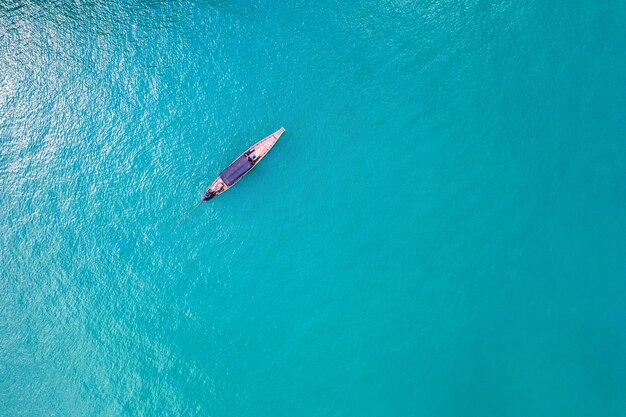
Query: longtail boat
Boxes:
[{"xmin": 202, "ymin": 127, "xmax": 285, "ymax": 201}]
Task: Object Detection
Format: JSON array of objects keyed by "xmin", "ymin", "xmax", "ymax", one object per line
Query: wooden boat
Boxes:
[{"xmin": 202, "ymin": 127, "xmax": 285, "ymax": 201}]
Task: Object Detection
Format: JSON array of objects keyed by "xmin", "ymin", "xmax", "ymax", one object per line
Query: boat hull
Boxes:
[{"xmin": 203, "ymin": 127, "xmax": 285, "ymax": 201}]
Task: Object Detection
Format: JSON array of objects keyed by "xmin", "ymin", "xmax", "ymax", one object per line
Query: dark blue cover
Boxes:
[{"xmin": 220, "ymin": 155, "xmax": 253, "ymax": 186}]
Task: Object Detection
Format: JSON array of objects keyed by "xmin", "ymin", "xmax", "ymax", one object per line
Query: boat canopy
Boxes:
[{"xmin": 220, "ymin": 155, "xmax": 253, "ymax": 186}]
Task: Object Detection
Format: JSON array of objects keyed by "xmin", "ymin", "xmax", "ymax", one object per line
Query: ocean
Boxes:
[{"xmin": 1, "ymin": 1, "xmax": 625, "ymax": 416}]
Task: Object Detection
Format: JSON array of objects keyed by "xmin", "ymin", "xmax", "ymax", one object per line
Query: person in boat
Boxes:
[{"xmin": 246, "ymin": 150, "xmax": 258, "ymax": 163}]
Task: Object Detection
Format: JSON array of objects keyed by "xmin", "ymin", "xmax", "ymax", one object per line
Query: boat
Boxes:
[{"xmin": 202, "ymin": 127, "xmax": 285, "ymax": 201}]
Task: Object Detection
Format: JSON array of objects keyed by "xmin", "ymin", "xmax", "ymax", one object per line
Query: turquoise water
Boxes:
[{"xmin": 2, "ymin": 1, "xmax": 626, "ymax": 415}]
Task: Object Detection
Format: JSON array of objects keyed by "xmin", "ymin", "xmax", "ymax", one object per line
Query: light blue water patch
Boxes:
[{"xmin": 1, "ymin": 1, "xmax": 625, "ymax": 416}]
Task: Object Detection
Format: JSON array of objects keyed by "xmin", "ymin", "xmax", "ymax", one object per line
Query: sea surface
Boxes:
[{"xmin": 1, "ymin": 1, "xmax": 625, "ymax": 416}]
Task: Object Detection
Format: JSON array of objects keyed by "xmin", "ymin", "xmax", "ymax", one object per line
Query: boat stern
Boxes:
[
  {"xmin": 202, "ymin": 191, "xmax": 216, "ymax": 202},
  {"xmin": 203, "ymin": 177, "xmax": 228, "ymax": 201}
]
